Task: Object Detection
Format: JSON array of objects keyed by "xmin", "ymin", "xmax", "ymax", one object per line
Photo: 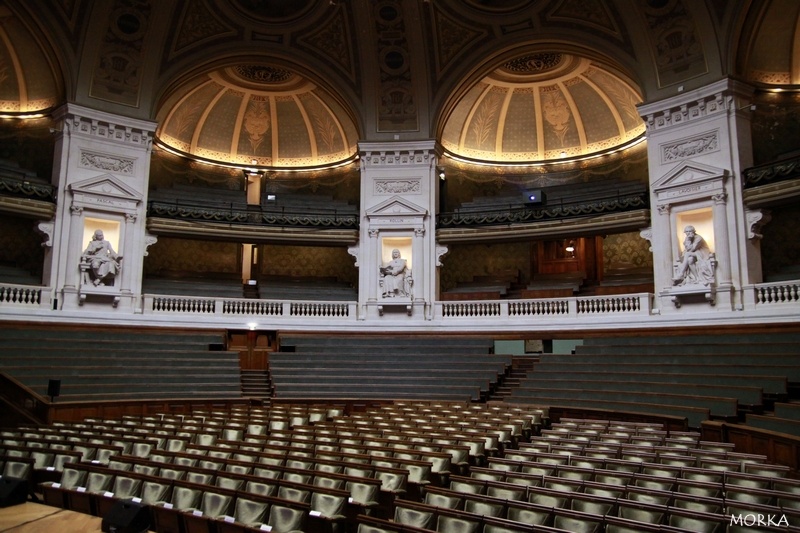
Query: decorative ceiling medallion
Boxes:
[
  {"xmin": 233, "ymin": 65, "xmax": 294, "ymax": 84},
  {"xmin": 502, "ymin": 53, "xmax": 564, "ymax": 74},
  {"xmin": 229, "ymin": 0, "xmax": 316, "ymax": 21},
  {"xmin": 462, "ymin": 0, "xmax": 537, "ymax": 12}
]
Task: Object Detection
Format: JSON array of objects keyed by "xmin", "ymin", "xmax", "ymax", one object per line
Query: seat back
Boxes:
[
  {"xmin": 311, "ymin": 492, "xmax": 346, "ymax": 519},
  {"xmin": 233, "ymin": 497, "xmax": 269, "ymax": 527},
  {"xmin": 436, "ymin": 514, "xmax": 480, "ymax": 533},
  {"xmin": 85, "ymin": 471, "xmax": 114, "ymax": 493},
  {"xmin": 171, "ymin": 485, "xmax": 202, "ymax": 510},
  {"xmin": 60, "ymin": 467, "xmax": 87, "ymax": 489},
  {"xmin": 141, "ymin": 480, "xmax": 170, "ymax": 504},
  {"xmin": 199, "ymin": 491, "xmax": 233, "ymax": 518},
  {"xmin": 245, "ymin": 480, "xmax": 277, "ymax": 497},
  {"xmin": 267, "ymin": 504, "xmax": 306, "ymax": 533},
  {"xmin": 277, "ymin": 486, "xmax": 311, "ymax": 504},
  {"xmin": 111, "ymin": 476, "xmax": 142, "ymax": 499},
  {"xmin": 394, "ymin": 505, "xmax": 434, "ymax": 529}
]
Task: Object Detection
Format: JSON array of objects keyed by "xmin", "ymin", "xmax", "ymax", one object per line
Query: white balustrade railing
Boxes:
[
  {"xmin": 1, "ymin": 282, "xmax": 798, "ymax": 324},
  {"xmin": 508, "ymin": 299, "xmax": 570, "ymax": 317},
  {"xmin": 754, "ymin": 281, "xmax": 800, "ymax": 305},
  {"xmin": 0, "ymin": 284, "xmax": 44, "ymax": 308}
]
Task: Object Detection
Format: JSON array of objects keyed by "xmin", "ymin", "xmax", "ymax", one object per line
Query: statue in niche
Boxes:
[
  {"xmin": 673, "ymin": 225, "xmax": 715, "ymax": 286},
  {"xmin": 380, "ymin": 248, "xmax": 412, "ymax": 298},
  {"xmin": 81, "ymin": 229, "xmax": 122, "ymax": 286}
]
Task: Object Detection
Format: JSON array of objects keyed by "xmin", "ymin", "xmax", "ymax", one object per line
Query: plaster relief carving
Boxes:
[
  {"xmin": 639, "ymin": 227, "xmax": 653, "ymax": 252},
  {"xmin": 81, "ymin": 151, "xmax": 135, "ymax": 174},
  {"xmin": 746, "ymin": 209, "xmax": 771, "ymax": 240},
  {"xmin": 144, "ymin": 233, "xmax": 158, "ymax": 256},
  {"xmin": 37, "ymin": 222, "xmax": 54, "ymax": 248},
  {"xmin": 661, "ymin": 131, "xmax": 719, "ymax": 163},
  {"xmin": 375, "ymin": 179, "xmax": 421, "ymax": 195}
]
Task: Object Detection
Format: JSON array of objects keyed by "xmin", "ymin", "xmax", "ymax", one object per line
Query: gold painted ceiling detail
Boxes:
[
  {"xmin": 441, "ymin": 53, "xmax": 644, "ymax": 163},
  {"xmin": 157, "ymin": 65, "xmax": 358, "ymax": 168},
  {"xmin": 0, "ymin": 7, "xmax": 60, "ymax": 113}
]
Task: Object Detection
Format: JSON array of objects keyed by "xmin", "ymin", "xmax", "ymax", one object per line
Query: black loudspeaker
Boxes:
[
  {"xmin": 101, "ymin": 499, "xmax": 151, "ymax": 533},
  {"xmin": 208, "ymin": 343, "xmax": 226, "ymax": 351},
  {"xmin": 47, "ymin": 379, "xmax": 61, "ymax": 398},
  {"xmin": 0, "ymin": 478, "xmax": 29, "ymax": 508}
]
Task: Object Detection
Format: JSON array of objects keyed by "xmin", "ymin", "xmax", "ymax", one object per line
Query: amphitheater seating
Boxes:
[
  {"xmin": 270, "ymin": 336, "xmax": 510, "ymax": 401},
  {"xmin": 0, "ymin": 326, "xmax": 241, "ymax": 401},
  {"xmin": 257, "ymin": 275, "xmax": 357, "ymax": 301},
  {"xmin": 149, "ymin": 184, "xmax": 248, "ymax": 210},
  {"xmin": 520, "ymin": 271, "xmax": 586, "ymax": 299},
  {"xmin": 509, "ymin": 332, "xmax": 800, "ymax": 429},
  {"xmin": 0, "ymin": 264, "xmax": 41, "ymax": 286},
  {"xmin": 594, "ymin": 263, "xmax": 654, "ymax": 295},
  {"xmin": 6, "ymin": 402, "xmax": 800, "ymax": 532},
  {"xmin": 442, "ymin": 269, "xmax": 521, "ymax": 301},
  {"xmin": 260, "ymin": 192, "xmax": 358, "ymax": 217},
  {"xmin": 143, "ymin": 273, "xmax": 246, "ymax": 299}
]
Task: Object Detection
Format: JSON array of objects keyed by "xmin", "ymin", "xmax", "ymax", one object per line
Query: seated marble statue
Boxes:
[
  {"xmin": 673, "ymin": 225, "xmax": 714, "ymax": 286},
  {"xmin": 81, "ymin": 229, "xmax": 122, "ymax": 286},
  {"xmin": 380, "ymin": 249, "xmax": 411, "ymax": 298}
]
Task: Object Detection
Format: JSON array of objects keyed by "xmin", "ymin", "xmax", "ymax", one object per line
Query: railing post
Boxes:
[{"xmin": 567, "ymin": 298, "xmax": 578, "ymax": 317}]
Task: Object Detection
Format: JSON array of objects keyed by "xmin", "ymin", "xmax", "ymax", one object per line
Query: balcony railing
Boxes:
[{"xmin": 2, "ymin": 281, "xmax": 799, "ymax": 327}]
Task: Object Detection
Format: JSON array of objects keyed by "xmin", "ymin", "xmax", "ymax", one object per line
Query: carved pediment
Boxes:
[
  {"xmin": 69, "ymin": 174, "xmax": 140, "ymax": 200},
  {"xmin": 366, "ymin": 196, "xmax": 427, "ymax": 218},
  {"xmin": 69, "ymin": 174, "xmax": 141, "ymax": 213},
  {"xmin": 653, "ymin": 161, "xmax": 728, "ymax": 203}
]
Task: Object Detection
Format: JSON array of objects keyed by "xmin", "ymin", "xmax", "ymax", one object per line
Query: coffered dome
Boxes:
[
  {"xmin": 156, "ymin": 64, "xmax": 359, "ymax": 169},
  {"xmin": 441, "ymin": 52, "xmax": 645, "ymax": 163}
]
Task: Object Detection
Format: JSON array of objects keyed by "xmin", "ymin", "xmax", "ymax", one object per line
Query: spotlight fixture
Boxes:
[
  {"xmin": 565, "ymin": 240, "xmax": 576, "ymax": 256},
  {"xmin": 436, "ymin": 166, "xmax": 446, "ymax": 180}
]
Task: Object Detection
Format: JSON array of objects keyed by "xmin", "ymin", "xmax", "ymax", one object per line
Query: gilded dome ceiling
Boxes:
[
  {"xmin": 741, "ymin": 0, "xmax": 800, "ymax": 86},
  {"xmin": 441, "ymin": 53, "xmax": 645, "ymax": 163},
  {"xmin": 0, "ymin": 6, "xmax": 60, "ymax": 115},
  {"xmin": 156, "ymin": 65, "xmax": 359, "ymax": 169}
]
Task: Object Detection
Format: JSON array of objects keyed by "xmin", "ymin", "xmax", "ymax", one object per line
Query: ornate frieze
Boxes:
[
  {"xmin": 360, "ymin": 147, "xmax": 434, "ymax": 168},
  {"xmin": 63, "ymin": 110, "xmax": 154, "ymax": 148},
  {"xmin": 661, "ymin": 131, "xmax": 719, "ymax": 163},
  {"xmin": 80, "ymin": 151, "xmax": 135, "ymax": 175},
  {"xmin": 374, "ymin": 179, "xmax": 421, "ymax": 195},
  {"xmin": 640, "ymin": 80, "xmax": 754, "ymax": 135}
]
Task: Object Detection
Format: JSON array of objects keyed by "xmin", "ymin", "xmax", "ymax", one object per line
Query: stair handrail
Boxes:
[{"xmin": 0, "ymin": 372, "xmax": 50, "ymax": 425}]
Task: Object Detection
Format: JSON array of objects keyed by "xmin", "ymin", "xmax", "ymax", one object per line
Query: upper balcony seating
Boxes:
[
  {"xmin": 269, "ymin": 335, "xmax": 510, "ymax": 402},
  {"xmin": 0, "ymin": 263, "xmax": 41, "ymax": 286},
  {"xmin": 0, "ymin": 325, "xmax": 240, "ymax": 401}
]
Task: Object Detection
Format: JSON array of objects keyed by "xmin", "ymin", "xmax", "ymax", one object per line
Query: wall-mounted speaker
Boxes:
[{"xmin": 47, "ymin": 379, "xmax": 61, "ymax": 398}]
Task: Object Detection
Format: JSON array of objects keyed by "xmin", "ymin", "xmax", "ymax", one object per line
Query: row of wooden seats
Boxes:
[
  {"xmin": 8, "ymin": 403, "xmax": 795, "ymax": 532},
  {"xmin": 40, "ymin": 463, "xmax": 326, "ymax": 533},
  {"xmin": 4, "ymin": 424, "xmax": 412, "ymax": 496}
]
